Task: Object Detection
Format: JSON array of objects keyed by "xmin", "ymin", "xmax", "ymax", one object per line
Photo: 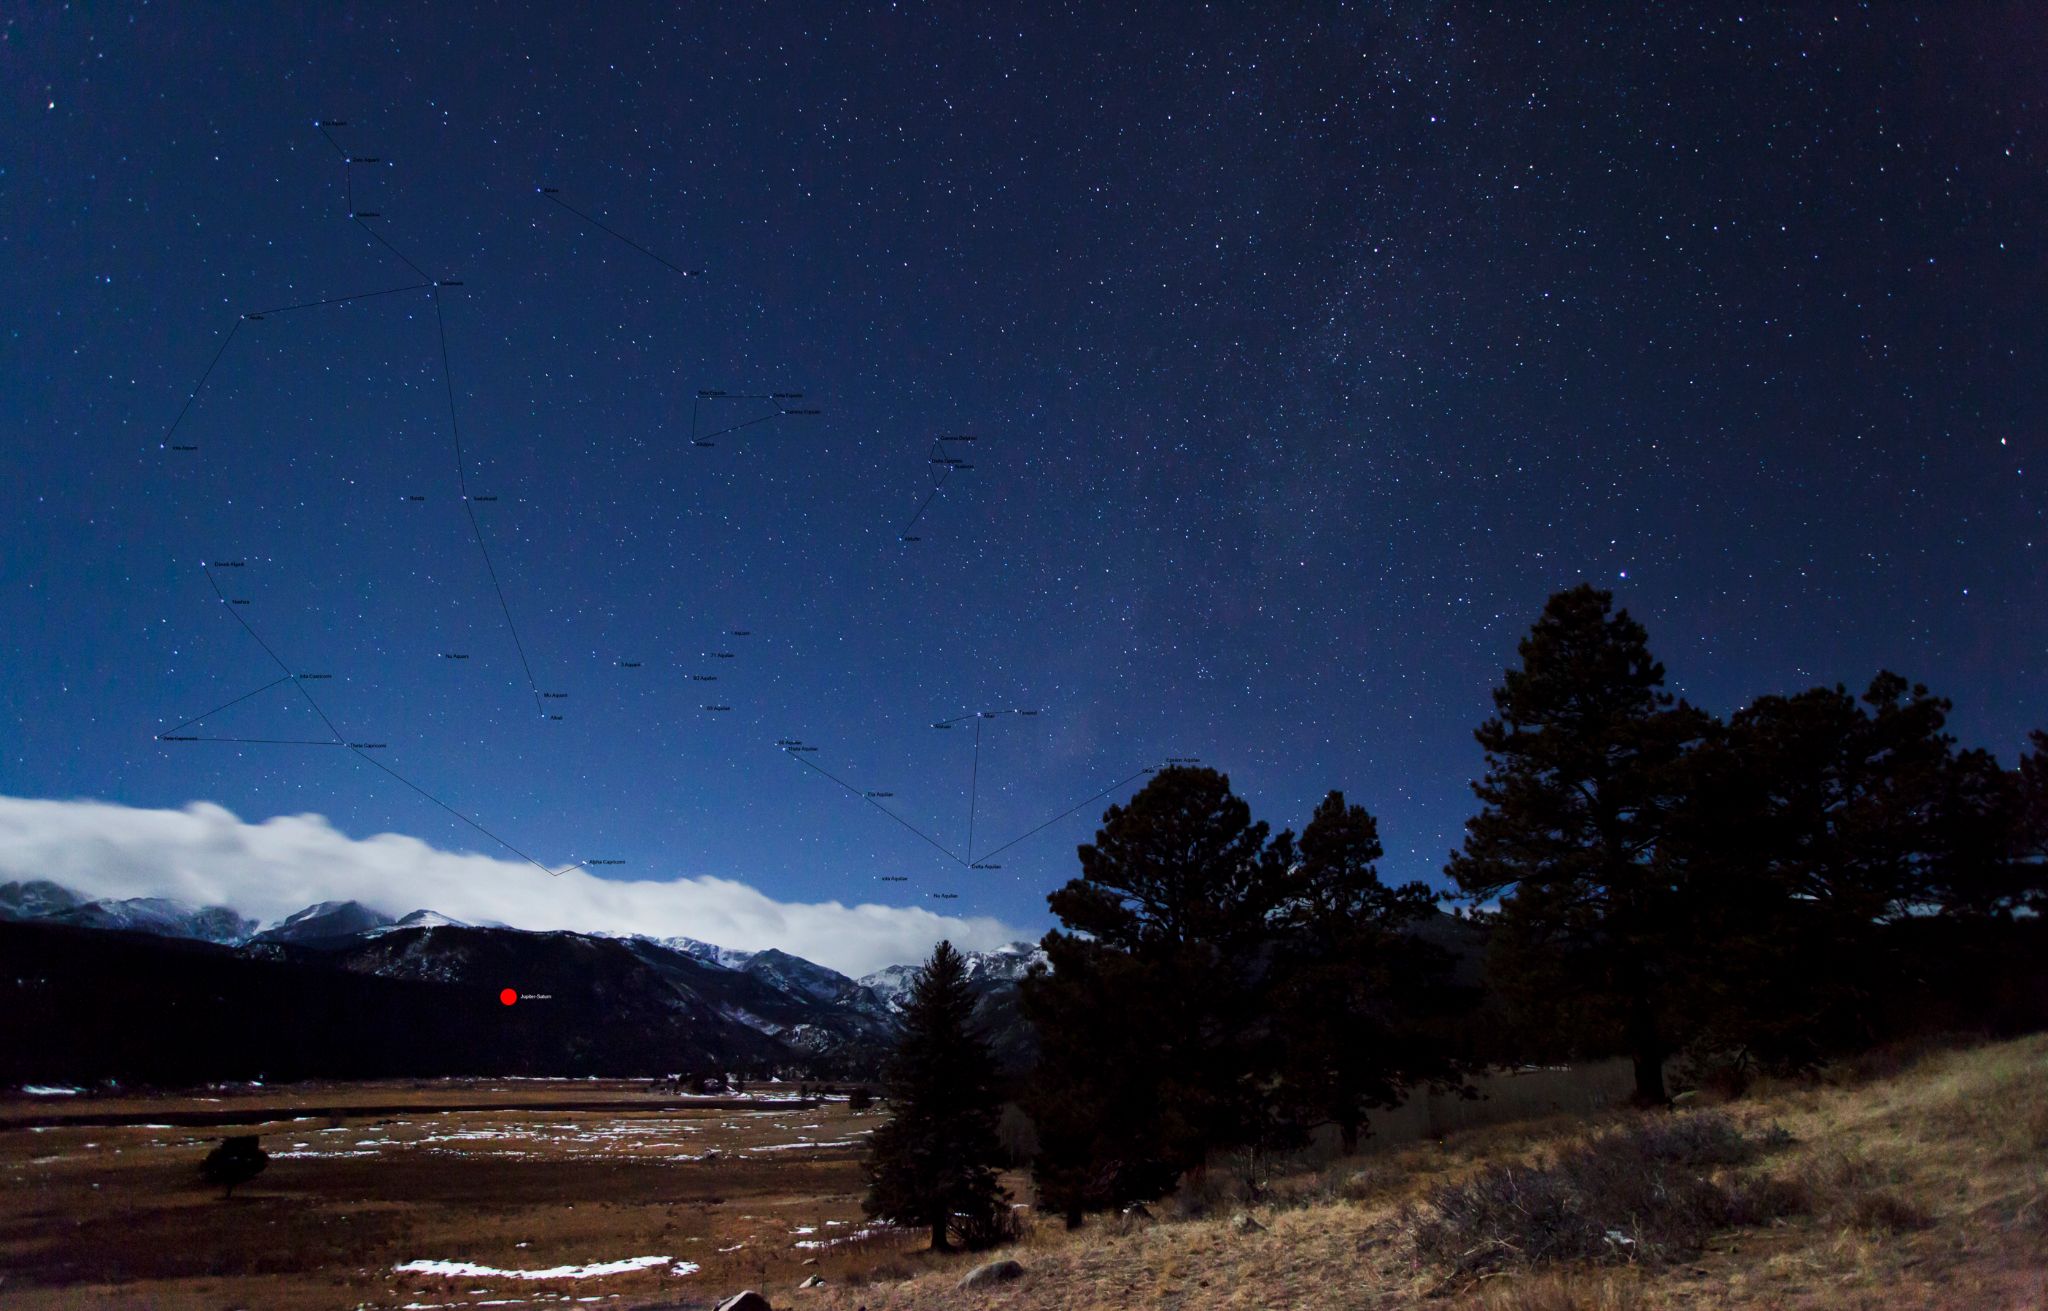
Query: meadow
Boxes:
[
  {"xmin": 3, "ymin": 1039, "xmax": 2044, "ymax": 1309},
  {"xmin": 0, "ymin": 1081, "xmax": 911, "ymax": 1309}
]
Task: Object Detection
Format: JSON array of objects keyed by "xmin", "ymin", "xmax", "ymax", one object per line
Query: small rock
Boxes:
[
  {"xmin": 1229, "ymin": 1211, "xmax": 1266, "ymax": 1234},
  {"xmin": 799, "ymin": 1274, "xmax": 826, "ymax": 1289},
  {"xmin": 957, "ymin": 1259, "xmax": 1025, "ymax": 1289},
  {"xmin": 716, "ymin": 1293, "xmax": 773, "ymax": 1311}
]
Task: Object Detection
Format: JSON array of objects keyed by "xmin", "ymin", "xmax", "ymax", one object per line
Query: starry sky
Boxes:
[{"xmin": 4, "ymin": 4, "xmax": 2043, "ymax": 939}]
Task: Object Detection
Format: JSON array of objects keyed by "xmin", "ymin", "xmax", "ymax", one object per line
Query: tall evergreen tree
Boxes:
[
  {"xmin": 1272, "ymin": 791, "xmax": 1465, "ymax": 1153},
  {"xmin": 1020, "ymin": 940, "xmax": 1182, "ymax": 1224},
  {"xmin": 1023, "ymin": 766, "xmax": 1290, "ymax": 1217},
  {"xmin": 1448, "ymin": 585, "xmax": 1709, "ymax": 1104},
  {"xmin": 1684, "ymin": 679, "xmax": 2046, "ymax": 1063},
  {"xmin": 862, "ymin": 941, "xmax": 1010, "ymax": 1252},
  {"xmin": 2013, "ymin": 730, "xmax": 2048, "ymax": 913}
]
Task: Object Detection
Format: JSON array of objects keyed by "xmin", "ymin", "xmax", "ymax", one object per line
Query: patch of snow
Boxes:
[
  {"xmin": 394, "ymin": 1255, "xmax": 676, "ymax": 1281},
  {"xmin": 748, "ymin": 1139, "xmax": 859, "ymax": 1152},
  {"xmin": 793, "ymin": 1225, "xmax": 901, "ymax": 1250},
  {"xmin": 21, "ymin": 1085, "xmax": 83, "ymax": 1096}
]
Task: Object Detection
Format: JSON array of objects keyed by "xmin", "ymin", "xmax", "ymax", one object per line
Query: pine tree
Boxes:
[
  {"xmin": 1021, "ymin": 935, "xmax": 1184, "ymax": 1224},
  {"xmin": 1448, "ymin": 585, "xmax": 1709, "ymax": 1104},
  {"xmin": 1273, "ymin": 792, "xmax": 1465, "ymax": 1153},
  {"xmin": 2014, "ymin": 730, "xmax": 2048, "ymax": 913},
  {"xmin": 1681, "ymin": 678, "xmax": 2043, "ymax": 1065},
  {"xmin": 1023, "ymin": 766, "xmax": 1291, "ymax": 1217},
  {"xmin": 862, "ymin": 940, "xmax": 1011, "ymax": 1252}
]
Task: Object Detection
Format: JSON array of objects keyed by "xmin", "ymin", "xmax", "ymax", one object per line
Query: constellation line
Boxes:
[
  {"xmin": 537, "ymin": 190, "xmax": 703, "ymax": 281},
  {"xmin": 157, "ymin": 673, "xmax": 298, "ymax": 736},
  {"xmin": 782, "ymin": 748, "xmax": 969, "ymax": 866}
]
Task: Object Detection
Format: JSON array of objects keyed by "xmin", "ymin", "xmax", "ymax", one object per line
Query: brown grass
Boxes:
[
  {"xmin": 2, "ymin": 1038, "xmax": 2043, "ymax": 1309},
  {"xmin": 806, "ymin": 1034, "xmax": 2048, "ymax": 1311}
]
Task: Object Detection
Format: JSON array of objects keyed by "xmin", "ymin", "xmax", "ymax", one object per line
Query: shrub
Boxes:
[
  {"xmin": 1799, "ymin": 1148, "xmax": 1930, "ymax": 1234},
  {"xmin": 1405, "ymin": 1112, "xmax": 1802, "ymax": 1277},
  {"xmin": 1843, "ymin": 1190, "xmax": 1928, "ymax": 1234},
  {"xmin": 865, "ymin": 1257, "xmax": 916, "ymax": 1283},
  {"xmin": 953, "ymin": 1202, "xmax": 1027, "ymax": 1250},
  {"xmin": 199, "ymin": 1135, "xmax": 269, "ymax": 1199},
  {"xmin": 1168, "ymin": 1155, "xmax": 1264, "ymax": 1220},
  {"xmin": 1674, "ymin": 1045, "xmax": 1756, "ymax": 1101}
]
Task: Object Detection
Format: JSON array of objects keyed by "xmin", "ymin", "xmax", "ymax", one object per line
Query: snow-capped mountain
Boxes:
[
  {"xmin": 364, "ymin": 909, "xmax": 470, "ymax": 936},
  {"xmin": 741, "ymin": 948, "xmax": 857, "ymax": 1004},
  {"xmin": 639, "ymin": 934, "xmax": 758, "ymax": 971},
  {"xmin": 0, "ymin": 879, "xmax": 86, "ymax": 920},
  {"xmin": 252, "ymin": 900, "xmax": 396, "ymax": 944},
  {"xmin": 0, "ymin": 880, "xmax": 1043, "ymax": 1077},
  {"xmin": 0, "ymin": 882, "xmax": 257, "ymax": 944},
  {"xmin": 858, "ymin": 941, "xmax": 1047, "ymax": 1011}
]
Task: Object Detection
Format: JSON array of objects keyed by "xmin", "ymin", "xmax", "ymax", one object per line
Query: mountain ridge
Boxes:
[{"xmin": 0, "ymin": 880, "xmax": 1039, "ymax": 1084}]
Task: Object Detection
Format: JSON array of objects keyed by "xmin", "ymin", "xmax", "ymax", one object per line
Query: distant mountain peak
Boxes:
[
  {"xmin": 254, "ymin": 900, "xmax": 396, "ymax": 945},
  {"xmin": 363, "ymin": 908, "xmax": 470, "ymax": 936},
  {"xmin": 0, "ymin": 879, "xmax": 88, "ymax": 921},
  {"xmin": 635, "ymin": 934, "xmax": 758, "ymax": 971},
  {"xmin": 857, "ymin": 941, "xmax": 1047, "ymax": 1011},
  {"xmin": 0, "ymin": 882, "xmax": 256, "ymax": 944}
]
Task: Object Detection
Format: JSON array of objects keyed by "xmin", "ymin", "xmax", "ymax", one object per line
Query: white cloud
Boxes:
[{"xmin": 0, "ymin": 794, "xmax": 1031, "ymax": 977}]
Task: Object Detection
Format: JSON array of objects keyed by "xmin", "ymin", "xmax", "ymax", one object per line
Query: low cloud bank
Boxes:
[{"xmin": 0, "ymin": 795, "xmax": 1029, "ymax": 977}]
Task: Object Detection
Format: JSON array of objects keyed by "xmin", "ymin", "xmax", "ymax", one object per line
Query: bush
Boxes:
[
  {"xmin": 1821, "ymin": 1032, "xmax": 1973, "ymax": 1089},
  {"xmin": 865, "ymin": 1258, "xmax": 916, "ymax": 1284},
  {"xmin": 1843, "ymin": 1190, "xmax": 1928, "ymax": 1234},
  {"xmin": 199, "ymin": 1135, "xmax": 269, "ymax": 1198},
  {"xmin": 1673, "ymin": 1045, "xmax": 1756, "ymax": 1101},
  {"xmin": 1799, "ymin": 1148, "xmax": 1930, "ymax": 1235},
  {"xmin": 1168, "ymin": 1153, "xmax": 1269, "ymax": 1220},
  {"xmin": 953, "ymin": 1202, "xmax": 1027, "ymax": 1250},
  {"xmin": 1405, "ymin": 1112, "xmax": 1802, "ymax": 1277}
]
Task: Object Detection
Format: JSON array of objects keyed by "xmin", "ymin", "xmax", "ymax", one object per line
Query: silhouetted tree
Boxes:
[
  {"xmin": 1024, "ymin": 766, "xmax": 1293, "ymax": 1216},
  {"xmin": 2014, "ymin": 730, "xmax": 2048, "ymax": 913},
  {"xmin": 862, "ymin": 941, "xmax": 1010, "ymax": 1252},
  {"xmin": 199, "ymin": 1134, "xmax": 268, "ymax": 1198},
  {"xmin": 1022, "ymin": 939, "xmax": 1183, "ymax": 1224},
  {"xmin": 1273, "ymin": 791, "xmax": 1467, "ymax": 1153},
  {"xmin": 1673, "ymin": 679, "xmax": 2048, "ymax": 1066},
  {"xmin": 848, "ymin": 1085, "xmax": 873, "ymax": 1112},
  {"xmin": 1448, "ymin": 585, "xmax": 1710, "ymax": 1104}
]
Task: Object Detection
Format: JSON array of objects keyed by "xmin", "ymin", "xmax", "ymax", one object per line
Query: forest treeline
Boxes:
[{"xmin": 866, "ymin": 585, "xmax": 2048, "ymax": 1243}]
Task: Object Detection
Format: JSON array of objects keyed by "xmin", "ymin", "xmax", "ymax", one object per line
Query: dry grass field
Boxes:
[
  {"xmin": 1, "ymin": 1038, "xmax": 2042, "ymax": 1309},
  {"xmin": 813, "ymin": 1035, "xmax": 2048, "ymax": 1311},
  {"xmin": 0, "ymin": 1083, "xmax": 917, "ymax": 1309}
]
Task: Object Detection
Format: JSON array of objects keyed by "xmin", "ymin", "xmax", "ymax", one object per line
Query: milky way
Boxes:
[{"xmin": 4, "ymin": 5, "xmax": 2041, "ymax": 932}]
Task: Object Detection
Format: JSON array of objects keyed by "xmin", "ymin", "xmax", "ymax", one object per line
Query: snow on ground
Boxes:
[
  {"xmin": 793, "ymin": 1224, "xmax": 902, "ymax": 1250},
  {"xmin": 394, "ymin": 1255, "xmax": 694, "ymax": 1280},
  {"xmin": 746, "ymin": 1138, "xmax": 860, "ymax": 1152}
]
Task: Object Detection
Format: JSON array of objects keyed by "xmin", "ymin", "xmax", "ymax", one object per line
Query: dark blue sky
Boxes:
[{"xmin": 4, "ymin": 4, "xmax": 2042, "ymax": 936}]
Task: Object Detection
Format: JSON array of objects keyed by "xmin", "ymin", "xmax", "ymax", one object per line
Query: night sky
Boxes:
[{"xmin": 4, "ymin": 5, "xmax": 2043, "ymax": 939}]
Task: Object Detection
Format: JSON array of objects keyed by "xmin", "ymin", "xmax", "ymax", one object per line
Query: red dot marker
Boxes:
[{"xmin": 499, "ymin": 988, "xmax": 519, "ymax": 1006}]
